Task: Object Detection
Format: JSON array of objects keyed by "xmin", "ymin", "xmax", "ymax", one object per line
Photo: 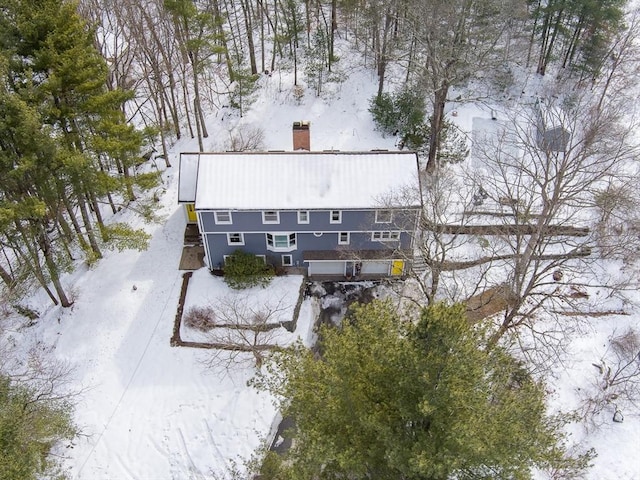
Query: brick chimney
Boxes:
[{"xmin": 292, "ymin": 121, "xmax": 310, "ymax": 151}]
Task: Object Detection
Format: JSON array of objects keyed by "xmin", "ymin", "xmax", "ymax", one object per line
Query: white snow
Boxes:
[
  {"xmin": 193, "ymin": 151, "xmax": 420, "ymax": 210},
  {"xmin": 1, "ymin": 42, "xmax": 638, "ymax": 480},
  {"xmin": 178, "ymin": 153, "xmax": 199, "ymax": 203}
]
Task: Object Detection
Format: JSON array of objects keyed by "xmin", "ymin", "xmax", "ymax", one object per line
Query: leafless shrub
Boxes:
[
  {"xmin": 184, "ymin": 306, "xmax": 217, "ymax": 331},
  {"xmin": 603, "ymin": 328, "xmax": 640, "ymax": 398},
  {"xmin": 594, "ymin": 181, "xmax": 640, "ymax": 260},
  {"xmin": 200, "ymin": 295, "xmax": 291, "ymax": 372},
  {"xmin": 225, "ymin": 125, "xmax": 265, "ymax": 152},
  {"xmin": 580, "ymin": 327, "xmax": 640, "ymax": 426}
]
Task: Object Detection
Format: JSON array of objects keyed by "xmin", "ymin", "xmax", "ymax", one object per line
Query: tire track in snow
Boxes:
[
  {"xmin": 204, "ymin": 418, "xmax": 230, "ymax": 477},
  {"xmin": 177, "ymin": 427, "xmax": 207, "ymax": 480}
]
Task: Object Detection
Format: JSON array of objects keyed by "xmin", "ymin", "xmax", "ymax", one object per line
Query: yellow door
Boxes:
[
  {"xmin": 185, "ymin": 204, "xmax": 197, "ymax": 223},
  {"xmin": 391, "ymin": 260, "xmax": 404, "ymax": 276}
]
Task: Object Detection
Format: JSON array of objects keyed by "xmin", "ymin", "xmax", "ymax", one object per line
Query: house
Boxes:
[
  {"xmin": 178, "ymin": 122, "xmax": 422, "ymax": 279},
  {"xmin": 534, "ymin": 98, "xmax": 571, "ymax": 153}
]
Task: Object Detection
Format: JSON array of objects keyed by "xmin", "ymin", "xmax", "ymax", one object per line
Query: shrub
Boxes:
[
  {"xmin": 225, "ymin": 125, "xmax": 265, "ymax": 152},
  {"xmin": 183, "ymin": 306, "xmax": 217, "ymax": 331},
  {"xmin": 369, "ymin": 88, "xmax": 426, "ymax": 148},
  {"xmin": 368, "ymin": 92, "xmax": 396, "ymax": 134},
  {"xmin": 224, "ymin": 249, "xmax": 275, "ymax": 289}
]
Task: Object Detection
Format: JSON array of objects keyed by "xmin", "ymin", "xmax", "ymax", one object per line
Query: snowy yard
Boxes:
[
  {"xmin": 1, "ymin": 50, "xmax": 638, "ymax": 479},
  {"xmin": 3, "ymin": 169, "xmax": 316, "ymax": 479}
]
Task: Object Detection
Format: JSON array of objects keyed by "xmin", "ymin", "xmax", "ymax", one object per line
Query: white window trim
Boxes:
[
  {"xmin": 226, "ymin": 233, "xmax": 245, "ymax": 246},
  {"xmin": 281, "ymin": 254, "xmax": 293, "ymax": 266},
  {"xmin": 371, "ymin": 231, "xmax": 401, "ymax": 241},
  {"xmin": 262, "ymin": 211, "xmax": 280, "ymax": 224},
  {"xmin": 375, "ymin": 210, "xmax": 392, "ymax": 223},
  {"xmin": 266, "ymin": 232, "xmax": 297, "ymax": 252},
  {"xmin": 214, "ymin": 211, "xmax": 232, "ymax": 224},
  {"xmin": 338, "ymin": 232, "xmax": 350, "ymax": 245},
  {"xmin": 330, "ymin": 210, "xmax": 342, "ymax": 224},
  {"xmin": 223, "ymin": 255, "xmax": 232, "ymax": 265},
  {"xmin": 297, "ymin": 210, "xmax": 310, "ymax": 224}
]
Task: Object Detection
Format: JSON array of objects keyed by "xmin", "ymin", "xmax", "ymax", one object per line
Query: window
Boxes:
[
  {"xmin": 214, "ymin": 211, "xmax": 232, "ymax": 224},
  {"xmin": 338, "ymin": 232, "xmax": 350, "ymax": 245},
  {"xmin": 372, "ymin": 231, "xmax": 401, "ymax": 241},
  {"xmin": 330, "ymin": 210, "xmax": 342, "ymax": 224},
  {"xmin": 262, "ymin": 211, "xmax": 280, "ymax": 224},
  {"xmin": 298, "ymin": 211, "xmax": 309, "ymax": 224},
  {"xmin": 375, "ymin": 210, "xmax": 392, "ymax": 223},
  {"xmin": 227, "ymin": 233, "xmax": 244, "ymax": 246},
  {"xmin": 225, "ymin": 253, "xmax": 263, "ymax": 264},
  {"xmin": 282, "ymin": 254, "xmax": 293, "ymax": 266},
  {"xmin": 266, "ymin": 233, "xmax": 297, "ymax": 251}
]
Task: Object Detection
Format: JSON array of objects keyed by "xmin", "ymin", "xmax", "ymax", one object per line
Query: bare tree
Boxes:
[
  {"xmin": 224, "ymin": 125, "xmax": 265, "ymax": 152},
  {"xmin": 593, "ymin": 176, "xmax": 640, "ymax": 261},
  {"xmin": 412, "ymin": 169, "xmax": 489, "ymax": 305},
  {"xmin": 471, "ymin": 91, "xmax": 640, "ymax": 345},
  {"xmin": 184, "ymin": 295, "xmax": 291, "ymax": 370},
  {"xmin": 598, "ymin": 328, "xmax": 640, "ymax": 406},
  {"xmin": 407, "ymin": 0, "xmax": 525, "ymax": 172},
  {"xmin": 0, "ymin": 340, "xmax": 80, "ymax": 477},
  {"xmin": 579, "ymin": 326, "xmax": 640, "ymax": 427}
]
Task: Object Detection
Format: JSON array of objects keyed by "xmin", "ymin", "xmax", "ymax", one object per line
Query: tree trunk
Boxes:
[
  {"xmin": 376, "ymin": 10, "xmax": 394, "ymax": 99},
  {"xmin": 0, "ymin": 262, "xmax": 14, "ymax": 287},
  {"xmin": 426, "ymin": 86, "xmax": 448, "ymax": 172},
  {"xmin": 241, "ymin": 0, "xmax": 258, "ymax": 74},
  {"xmin": 14, "ymin": 222, "xmax": 60, "ymax": 306},
  {"xmin": 330, "ymin": 0, "xmax": 337, "ymax": 63},
  {"xmin": 88, "ymin": 192, "xmax": 105, "ymax": 230},
  {"xmin": 38, "ymin": 229, "xmax": 73, "ymax": 307},
  {"xmin": 61, "ymin": 194, "xmax": 89, "ymax": 251},
  {"xmin": 76, "ymin": 187, "xmax": 103, "ymax": 258},
  {"xmin": 180, "ymin": 64, "xmax": 195, "ymax": 139}
]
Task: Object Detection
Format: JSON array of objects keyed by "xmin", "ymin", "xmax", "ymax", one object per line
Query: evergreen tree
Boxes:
[
  {"xmin": 258, "ymin": 301, "xmax": 592, "ymax": 479},
  {"xmin": 0, "ymin": 0, "xmax": 153, "ymax": 306},
  {"xmin": 0, "ymin": 373, "xmax": 77, "ymax": 480}
]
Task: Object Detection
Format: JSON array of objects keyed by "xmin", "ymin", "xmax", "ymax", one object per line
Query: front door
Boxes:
[
  {"xmin": 185, "ymin": 203, "xmax": 197, "ymax": 223},
  {"xmin": 391, "ymin": 259, "xmax": 404, "ymax": 276}
]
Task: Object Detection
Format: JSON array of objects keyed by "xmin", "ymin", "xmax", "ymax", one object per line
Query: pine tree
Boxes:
[
  {"xmin": 258, "ymin": 301, "xmax": 592, "ymax": 479},
  {"xmin": 0, "ymin": 373, "xmax": 77, "ymax": 480},
  {"xmin": 0, "ymin": 0, "xmax": 153, "ymax": 306}
]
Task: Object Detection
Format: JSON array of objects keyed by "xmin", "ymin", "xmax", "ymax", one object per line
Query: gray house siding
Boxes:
[
  {"xmin": 204, "ymin": 230, "xmax": 413, "ymax": 269},
  {"xmin": 199, "ymin": 209, "xmax": 418, "ymax": 234}
]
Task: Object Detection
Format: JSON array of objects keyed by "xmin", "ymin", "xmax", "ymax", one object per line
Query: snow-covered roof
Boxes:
[
  {"xmin": 178, "ymin": 153, "xmax": 200, "ymax": 203},
  {"xmin": 188, "ymin": 151, "xmax": 421, "ymax": 210}
]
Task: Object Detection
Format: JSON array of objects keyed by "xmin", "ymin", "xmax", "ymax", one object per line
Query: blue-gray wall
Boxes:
[
  {"xmin": 198, "ymin": 208, "xmax": 419, "ymax": 269},
  {"xmin": 204, "ymin": 231, "xmax": 413, "ymax": 268},
  {"xmin": 199, "ymin": 209, "xmax": 417, "ymax": 233}
]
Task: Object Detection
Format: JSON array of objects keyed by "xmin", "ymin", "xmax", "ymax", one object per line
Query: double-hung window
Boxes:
[
  {"xmin": 297, "ymin": 210, "xmax": 309, "ymax": 224},
  {"xmin": 338, "ymin": 232, "xmax": 350, "ymax": 245},
  {"xmin": 330, "ymin": 210, "xmax": 342, "ymax": 224},
  {"xmin": 214, "ymin": 211, "xmax": 232, "ymax": 224},
  {"xmin": 371, "ymin": 231, "xmax": 400, "ymax": 241},
  {"xmin": 266, "ymin": 233, "xmax": 297, "ymax": 251},
  {"xmin": 227, "ymin": 233, "xmax": 244, "ymax": 246},
  {"xmin": 262, "ymin": 211, "xmax": 280, "ymax": 224}
]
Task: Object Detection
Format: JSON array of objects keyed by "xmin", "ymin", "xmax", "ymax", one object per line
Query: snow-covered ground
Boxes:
[{"xmin": 1, "ymin": 44, "xmax": 639, "ymax": 479}]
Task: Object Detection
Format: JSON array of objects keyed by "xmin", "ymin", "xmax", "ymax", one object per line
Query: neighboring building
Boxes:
[
  {"xmin": 535, "ymin": 98, "xmax": 571, "ymax": 153},
  {"xmin": 178, "ymin": 123, "xmax": 422, "ymax": 279}
]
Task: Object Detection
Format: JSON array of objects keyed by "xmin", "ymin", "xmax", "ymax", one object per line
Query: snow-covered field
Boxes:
[{"xmin": 1, "ymin": 45, "xmax": 639, "ymax": 479}]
